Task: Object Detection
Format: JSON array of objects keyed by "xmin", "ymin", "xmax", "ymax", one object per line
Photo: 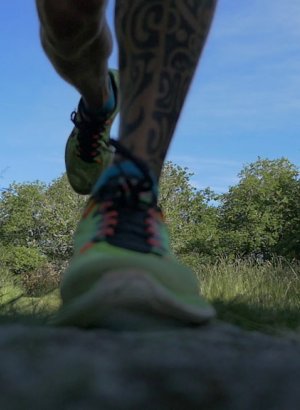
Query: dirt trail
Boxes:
[{"xmin": 0, "ymin": 321, "xmax": 299, "ymax": 409}]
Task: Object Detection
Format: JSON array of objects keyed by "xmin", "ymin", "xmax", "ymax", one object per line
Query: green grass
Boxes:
[
  {"xmin": 1, "ymin": 257, "xmax": 300, "ymax": 334},
  {"xmin": 187, "ymin": 256, "xmax": 300, "ymax": 334},
  {"xmin": 0, "ymin": 267, "xmax": 61, "ymax": 325}
]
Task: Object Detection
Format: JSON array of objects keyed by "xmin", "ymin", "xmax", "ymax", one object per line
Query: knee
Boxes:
[
  {"xmin": 36, "ymin": 0, "xmax": 107, "ymax": 20},
  {"xmin": 36, "ymin": 0, "xmax": 107, "ymax": 55}
]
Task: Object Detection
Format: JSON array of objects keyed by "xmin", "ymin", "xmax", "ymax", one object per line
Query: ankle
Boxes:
[
  {"xmin": 109, "ymin": 140, "xmax": 159, "ymax": 186},
  {"xmin": 81, "ymin": 72, "xmax": 116, "ymax": 120}
]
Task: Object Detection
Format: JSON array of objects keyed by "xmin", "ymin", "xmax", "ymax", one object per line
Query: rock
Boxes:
[{"xmin": 0, "ymin": 321, "xmax": 299, "ymax": 410}]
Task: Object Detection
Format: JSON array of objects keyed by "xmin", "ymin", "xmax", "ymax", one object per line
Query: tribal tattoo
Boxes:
[{"xmin": 115, "ymin": 0, "xmax": 217, "ymax": 176}]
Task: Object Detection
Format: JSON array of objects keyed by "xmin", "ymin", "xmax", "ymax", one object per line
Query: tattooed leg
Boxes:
[
  {"xmin": 115, "ymin": 0, "xmax": 217, "ymax": 177},
  {"xmin": 36, "ymin": 0, "xmax": 112, "ymax": 110}
]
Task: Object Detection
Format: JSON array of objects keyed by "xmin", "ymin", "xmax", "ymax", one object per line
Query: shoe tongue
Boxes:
[{"xmin": 92, "ymin": 160, "xmax": 158, "ymax": 201}]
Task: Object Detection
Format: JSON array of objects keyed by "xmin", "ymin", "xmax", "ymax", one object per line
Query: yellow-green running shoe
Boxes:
[
  {"xmin": 54, "ymin": 159, "xmax": 215, "ymax": 330},
  {"xmin": 65, "ymin": 69, "xmax": 119, "ymax": 195}
]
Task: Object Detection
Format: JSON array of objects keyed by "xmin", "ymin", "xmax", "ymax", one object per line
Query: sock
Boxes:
[{"xmin": 80, "ymin": 74, "xmax": 116, "ymax": 121}]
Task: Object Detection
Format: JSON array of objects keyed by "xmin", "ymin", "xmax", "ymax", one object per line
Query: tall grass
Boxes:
[
  {"xmin": 1, "ymin": 256, "xmax": 299, "ymax": 333},
  {"xmin": 184, "ymin": 255, "xmax": 300, "ymax": 333},
  {"xmin": 0, "ymin": 266, "xmax": 61, "ymax": 324}
]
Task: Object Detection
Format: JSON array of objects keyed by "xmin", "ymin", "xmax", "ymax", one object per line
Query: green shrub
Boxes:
[
  {"xmin": 21, "ymin": 262, "xmax": 60, "ymax": 297},
  {"xmin": 1, "ymin": 246, "xmax": 47, "ymax": 275}
]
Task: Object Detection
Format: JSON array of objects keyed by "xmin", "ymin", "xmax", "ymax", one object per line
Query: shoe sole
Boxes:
[{"xmin": 52, "ymin": 269, "xmax": 215, "ymax": 330}]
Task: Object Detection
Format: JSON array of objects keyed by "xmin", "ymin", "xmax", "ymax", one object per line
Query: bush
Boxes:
[
  {"xmin": 21, "ymin": 262, "xmax": 60, "ymax": 297},
  {"xmin": 1, "ymin": 246, "xmax": 47, "ymax": 275}
]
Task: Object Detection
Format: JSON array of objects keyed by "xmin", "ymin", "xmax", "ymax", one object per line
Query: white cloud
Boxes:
[
  {"xmin": 167, "ymin": 154, "xmax": 242, "ymax": 193},
  {"xmin": 214, "ymin": 0, "xmax": 300, "ymax": 42},
  {"xmin": 181, "ymin": 1, "xmax": 300, "ymax": 139},
  {"xmin": 171, "ymin": 155, "xmax": 241, "ymax": 168}
]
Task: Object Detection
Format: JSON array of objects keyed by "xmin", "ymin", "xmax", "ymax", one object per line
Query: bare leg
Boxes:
[
  {"xmin": 35, "ymin": 0, "xmax": 112, "ymax": 111},
  {"xmin": 49, "ymin": 1, "xmax": 218, "ymax": 329},
  {"xmin": 115, "ymin": 0, "xmax": 217, "ymax": 177}
]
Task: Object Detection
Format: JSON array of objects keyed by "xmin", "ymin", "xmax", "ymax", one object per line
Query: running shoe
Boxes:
[
  {"xmin": 65, "ymin": 69, "xmax": 119, "ymax": 195},
  {"xmin": 54, "ymin": 158, "xmax": 215, "ymax": 329}
]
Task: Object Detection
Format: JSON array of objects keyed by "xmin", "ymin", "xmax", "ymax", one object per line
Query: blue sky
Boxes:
[{"xmin": 1, "ymin": 0, "xmax": 299, "ymax": 193}]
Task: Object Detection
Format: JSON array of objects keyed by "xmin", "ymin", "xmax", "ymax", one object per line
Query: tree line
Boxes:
[{"xmin": 0, "ymin": 157, "xmax": 299, "ymax": 276}]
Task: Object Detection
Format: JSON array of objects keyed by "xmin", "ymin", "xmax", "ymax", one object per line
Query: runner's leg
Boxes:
[
  {"xmin": 35, "ymin": 0, "xmax": 112, "ymax": 111},
  {"xmin": 53, "ymin": 1, "xmax": 218, "ymax": 329},
  {"xmin": 115, "ymin": 0, "xmax": 217, "ymax": 177},
  {"xmin": 36, "ymin": 1, "xmax": 219, "ymax": 328},
  {"xmin": 36, "ymin": 0, "xmax": 119, "ymax": 196}
]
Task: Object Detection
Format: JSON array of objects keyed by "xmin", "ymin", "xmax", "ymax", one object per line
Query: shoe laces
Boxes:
[
  {"xmin": 80, "ymin": 164, "xmax": 169, "ymax": 256},
  {"xmin": 71, "ymin": 110, "xmax": 111, "ymax": 163}
]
